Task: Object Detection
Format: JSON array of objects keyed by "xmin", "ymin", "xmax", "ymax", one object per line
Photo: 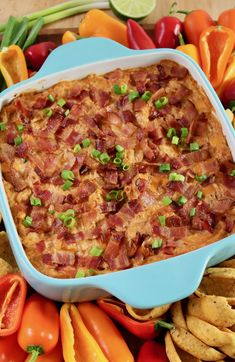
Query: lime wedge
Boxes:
[{"xmin": 110, "ymin": 0, "xmax": 156, "ymax": 21}]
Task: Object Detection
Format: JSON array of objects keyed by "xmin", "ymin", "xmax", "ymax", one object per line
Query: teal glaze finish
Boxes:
[{"xmin": 0, "ymin": 38, "xmax": 235, "ymax": 308}]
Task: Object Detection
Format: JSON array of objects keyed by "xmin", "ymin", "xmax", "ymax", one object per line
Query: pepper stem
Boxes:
[
  {"xmin": 27, "ymin": 346, "xmax": 44, "ymax": 362},
  {"xmin": 168, "ymin": 2, "xmax": 177, "ymax": 16},
  {"xmin": 177, "ymin": 10, "xmax": 190, "ymax": 15},
  {"xmin": 178, "ymin": 33, "xmax": 185, "ymax": 46}
]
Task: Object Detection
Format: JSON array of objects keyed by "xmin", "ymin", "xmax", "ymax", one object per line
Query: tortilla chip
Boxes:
[
  {"xmin": 219, "ymin": 328, "xmax": 235, "ymax": 359},
  {"xmin": 171, "ymin": 301, "xmax": 187, "ymax": 329},
  {"xmin": 219, "ymin": 257, "xmax": 235, "ymax": 269},
  {"xmin": 0, "ymin": 258, "xmax": 14, "ymax": 276},
  {"xmin": 126, "ymin": 303, "xmax": 171, "ymax": 320},
  {"xmin": 0, "ymin": 231, "xmax": 18, "ymax": 272}
]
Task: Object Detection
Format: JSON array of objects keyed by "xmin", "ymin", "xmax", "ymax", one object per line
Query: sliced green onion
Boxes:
[
  {"xmin": 88, "ymin": 268, "xmax": 95, "ymax": 276},
  {"xmin": 116, "ymin": 145, "xmax": 124, "ymax": 153},
  {"xmin": 61, "ymin": 170, "xmax": 75, "ymax": 181},
  {"xmin": 181, "ymin": 127, "xmax": 188, "ymax": 138},
  {"xmin": 128, "ymin": 90, "xmax": 139, "ymax": 102},
  {"xmin": 73, "ymin": 144, "xmax": 81, "ymax": 153},
  {"xmin": 122, "ymin": 164, "xmax": 130, "ymax": 171},
  {"xmin": 14, "ymin": 136, "xmax": 22, "ymax": 146},
  {"xmin": 64, "ymin": 109, "xmax": 70, "ymax": 117},
  {"xmin": 82, "ymin": 138, "xmax": 91, "ymax": 148},
  {"xmin": 30, "ymin": 197, "xmax": 42, "ymax": 206},
  {"xmin": 17, "ymin": 124, "xmax": 24, "ymax": 133},
  {"xmin": 48, "ymin": 209, "xmax": 55, "ymax": 215},
  {"xmin": 158, "ymin": 216, "xmax": 166, "ymax": 226},
  {"xmin": 57, "ymin": 98, "xmax": 66, "ymax": 107},
  {"xmin": 90, "ymin": 246, "xmax": 104, "ymax": 257},
  {"xmin": 178, "ymin": 195, "xmax": 187, "ymax": 205},
  {"xmin": 167, "ymin": 128, "xmax": 176, "ymax": 138},
  {"xmin": 162, "ymin": 196, "xmax": 172, "ymax": 206},
  {"xmin": 159, "ymin": 163, "xmax": 171, "ymax": 172},
  {"xmin": 0, "ymin": 123, "xmax": 6, "ymax": 131},
  {"xmin": 190, "ymin": 142, "xmax": 200, "ymax": 151},
  {"xmin": 76, "ymin": 269, "xmax": 85, "ymax": 278},
  {"xmin": 169, "ymin": 172, "xmax": 185, "ymax": 182},
  {"xmin": 116, "ymin": 151, "xmax": 124, "ymax": 159},
  {"xmin": 195, "ymin": 174, "xmax": 207, "ymax": 183},
  {"xmin": 62, "ymin": 180, "xmax": 73, "ymax": 191},
  {"xmin": 113, "ymin": 157, "xmax": 122, "ymax": 165},
  {"xmin": 0, "ymin": 16, "xmax": 18, "ymax": 49},
  {"xmin": 99, "ymin": 152, "xmax": 110, "ymax": 164},
  {"xmin": 58, "ymin": 209, "xmax": 75, "ymax": 221},
  {"xmin": 23, "ymin": 216, "xmax": 32, "ymax": 227},
  {"xmin": 48, "ymin": 94, "xmax": 54, "ymax": 102},
  {"xmin": 64, "ymin": 215, "xmax": 76, "ymax": 228},
  {"xmin": 189, "ymin": 208, "xmax": 196, "ymax": 217},
  {"xmin": 141, "ymin": 91, "xmax": 152, "ymax": 102},
  {"xmin": 120, "ymin": 84, "xmax": 128, "ymax": 94},
  {"xmin": 22, "ymin": 17, "xmax": 44, "ymax": 51},
  {"xmin": 155, "ymin": 320, "xmax": 174, "ymax": 331},
  {"xmin": 172, "ymin": 136, "xmax": 179, "ymax": 145},
  {"xmin": 106, "ymin": 190, "xmax": 119, "ymax": 201},
  {"xmin": 152, "ymin": 238, "xmax": 163, "ymax": 249},
  {"xmin": 91, "ymin": 149, "xmax": 101, "ymax": 158},
  {"xmin": 229, "ymin": 169, "xmax": 235, "ymax": 176},
  {"xmin": 113, "ymin": 84, "xmax": 121, "ymax": 94},
  {"xmin": 197, "ymin": 190, "xmax": 203, "ymax": 199},
  {"xmin": 155, "ymin": 96, "xmax": 168, "ymax": 109},
  {"xmin": 43, "ymin": 108, "xmax": 53, "ymax": 117}
]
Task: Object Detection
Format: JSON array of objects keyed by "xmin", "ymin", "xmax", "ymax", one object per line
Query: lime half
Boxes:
[{"xmin": 110, "ymin": 0, "xmax": 156, "ymax": 21}]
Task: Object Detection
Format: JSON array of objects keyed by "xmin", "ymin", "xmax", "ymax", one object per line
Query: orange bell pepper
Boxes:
[
  {"xmin": 60, "ymin": 303, "xmax": 108, "ymax": 362},
  {"xmin": 218, "ymin": 8, "xmax": 235, "ymax": 35},
  {"xmin": 25, "ymin": 339, "xmax": 63, "ymax": 362},
  {"xmin": 78, "ymin": 302, "xmax": 134, "ymax": 362},
  {"xmin": 62, "ymin": 30, "xmax": 82, "ymax": 44},
  {"xmin": 217, "ymin": 51, "xmax": 235, "ymax": 96},
  {"xmin": 0, "ymin": 45, "xmax": 28, "ymax": 87},
  {"xmin": 79, "ymin": 9, "xmax": 128, "ymax": 47},
  {"xmin": 176, "ymin": 33, "xmax": 201, "ymax": 65},
  {"xmin": 199, "ymin": 25, "xmax": 235, "ymax": 88},
  {"xmin": 0, "ymin": 332, "xmax": 27, "ymax": 362}
]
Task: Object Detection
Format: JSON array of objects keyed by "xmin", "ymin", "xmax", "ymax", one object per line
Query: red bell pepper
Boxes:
[
  {"xmin": 0, "ymin": 332, "xmax": 27, "ymax": 362},
  {"xmin": 137, "ymin": 341, "xmax": 168, "ymax": 362},
  {"xmin": 97, "ymin": 299, "xmax": 159, "ymax": 340},
  {"xmin": 127, "ymin": 19, "xmax": 156, "ymax": 50},
  {"xmin": 221, "ymin": 77, "xmax": 235, "ymax": 110},
  {"xmin": 24, "ymin": 41, "xmax": 57, "ymax": 71},
  {"xmin": 0, "ymin": 274, "xmax": 27, "ymax": 337}
]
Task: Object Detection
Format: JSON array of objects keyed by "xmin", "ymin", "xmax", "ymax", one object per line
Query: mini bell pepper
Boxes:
[
  {"xmin": 79, "ymin": 9, "xmax": 128, "ymax": 47},
  {"xmin": 18, "ymin": 294, "xmax": 60, "ymax": 362},
  {"xmin": 218, "ymin": 8, "xmax": 235, "ymax": 35},
  {"xmin": 177, "ymin": 9, "xmax": 214, "ymax": 47},
  {"xmin": 221, "ymin": 77, "xmax": 235, "ymax": 109},
  {"xmin": 62, "ymin": 31, "xmax": 81, "ymax": 44},
  {"xmin": 60, "ymin": 303, "xmax": 108, "ymax": 362},
  {"xmin": 24, "ymin": 41, "xmax": 57, "ymax": 71},
  {"xmin": 25, "ymin": 339, "xmax": 63, "ymax": 362},
  {"xmin": 154, "ymin": 17, "xmax": 182, "ymax": 48},
  {"xmin": 0, "ymin": 332, "xmax": 27, "ymax": 362},
  {"xmin": 199, "ymin": 25, "xmax": 235, "ymax": 88},
  {"xmin": 0, "ymin": 274, "xmax": 27, "ymax": 337},
  {"xmin": 78, "ymin": 302, "xmax": 134, "ymax": 362},
  {"xmin": 217, "ymin": 52, "xmax": 235, "ymax": 96},
  {"xmin": 137, "ymin": 341, "xmax": 168, "ymax": 362},
  {"xmin": 97, "ymin": 299, "xmax": 160, "ymax": 340},
  {"xmin": 176, "ymin": 33, "xmax": 201, "ymax": 65},
  {"xmin": 127, "ymin": 19, "xmax": 155, "ymax": 50},
  {"xmin": 0, "ymin": 45, "xmax": 28, "ymax": 87}
]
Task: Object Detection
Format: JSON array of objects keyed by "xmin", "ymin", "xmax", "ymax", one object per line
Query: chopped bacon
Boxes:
[
  {"xmin": 162, "ymin": 241, "xmax": 178, "ymax": 255},
  {"xmin": 76, "ymin": 255, "xmax": 102, "ymax": 269},
  {"xmin": 6, "ymin": 170, "xmax": 27, "ymax": 191},
  {"xmin": 96, "ymin": 139, "xmax": 106, "ymax": 152},
  {"xmin": 33, "ymin": 186, "xmax": 52, "ymax": 202},
  {"xmin": 32, "ymin": 96, "xmax": 48, "ymax": 109},
  {"xmin": 36, "ymin": 240, "xmax": 45, "ymax": 252},
  {"xmin": 225, "ymin": 216, "xmax": 234, "ymax": 233},
  {"xmin": 15, "ymin": 142, "xmax": 28, "ymax": 158},
  {"xmin": 47, "ymin": 113, "xmax": 63, "ymax": 133},
  {"xmin": 68, "ymin": 85, "xmax": 82, "ymax": 98},
  {"xmin": 133, "ymin": 98, "xmax": 146, "ymax": 112},
  {"xmin": 77, "ymin": 180, "xmax": 96, "ymax": 200},
  {"xmin": 157, "ymin": 64, "xmax": 168, "ymax": 80},
  {"xmin": 168, "ymin": 86, "xmax": 190, "ymax": 105},
  {"xmin": 166, "ymin": 215, "xmax": 182, "ymax": 227},
  {"xmin": 153, "ymin": 225, "xmax": 188, "ymax": 240},
  {"xmin": 139, "ymin": 191, "xmax": 156, "ymax": 207},
  {"xmin": 30, "ymin": 207, "xmax": 51, "ymax": 232},
  {"xmin": 35, "ymin": 138, "xmax": 57, "ymax": 153},
  {"xmin": 171, "ymin": 65, "xmax": 188, "ymax": 79},
  {"xmin": 103, "ymin": 232, "xmax": 124, "ymax": 260},
  {"xmin": 66, "ymin": 131, "xmax": 83, "ymax": 147},
  {"xmin": 63, "ymin": 152, "xmax": 76, "ymax": 170},
  {"xmin": 15, "ymin": 99, "xmax": 32, "ymax": 120},
  {"xmin": 192, "ymin": 203, "xmax": 215, "ymax": 232},
  {"xmin": 135, "ymin": 178, "xmax": 147, "ymax": 193},
  {"xmin": 104, "ymin": 68, "xmax": 123, "ymax": 80},
  {"xmin": 148, "ymin": 126, "xmax": 164, "ymax": 143},
  {"xmin": 173, "ymin": 150, "xmax": 210, "ymax": 169},
  {"xmin": 52, "ymin": 251, "xmax": 75, "ymax": 266},
  {"xmin": 209, "ymin": 198, "xmax": 233, "ymax": 214},
  {"xmin": 100, "ymin": 201, "xmax": 119, "ymax": 213},
  {"xmin": 42, "ymin": 253, "xmax": 53, "ymax": 265},
  {"xmin": 223, "ymin": 174, "xmax": 235, "ymax": 189},
  {"xmin": 107, "ymin": 214, "xmax": 124, "ymax": 228},
  {"xmin": 122, "ymin": 110, "xmax": 136, "ymax": 123},
  {"xmin": 104, "ymin": 233, "xmax": 130, "ymax": 270},
  {"xmin": 0, "ymin": 143, "xmax": 15, "ymax": 163},
  {"xmin": 6, "ymin": 126, "xmax": 18, "ymax": 145},
  {"xmin": 107, "ymin": 247, "xmax": 130, "ymax": 270},
  {"xmin": 98, "ymin": 90, "xmax": 110, "ymax": 107}
]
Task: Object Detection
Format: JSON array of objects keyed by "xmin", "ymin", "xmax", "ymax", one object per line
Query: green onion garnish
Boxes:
[
  {"xmin": 57, "ymin": 98, "xmax": 66, "ymax": 107},
  {"xmin": 155, "ymin": 320, "xmax": 174, "ymax": 331},
  {"xmin": 172, "ymin": 136, "xmax": 179, "ymax": 145},
  {"xmin": 128, "ymin": 90, "xmax": 139, "ymax": 102},
  {"xmin": 99, "ymin": 152, "xmax": 110, "ymax": 164},
  {"xmin": 14, "ymin": 136, "xmax": 22, "ymax": 146},
  {"xmin": 159, "ymin": 163, "xmax": 171, "ymax": 172},
  {"xmin": 64, "ymin": 215, "xmax": 76, "ymax": 229},
  {"xmin": 120, "ymin": 84, "xmax": 128, "ymax": 94},
  {"xmin": 158, "ymin": 216, "xmax": 166, "ymax": 226},
  {"xmin": 61, "ymin": 170, "xmax": 74, "ymax": 181},
  {"xmin": 23, "ymin": 216, "xmax": 32, "ymax": 227},
  {"xmin": 92, "ymin": 149, "xmax": 101, "ymax": 158},
  {"xmin": 229, "ymin": 169, "xmax": 235, "ymax": 176},
  {"xmin": 58, "ymin": 209, "xmax": 75, "ymax": 221},
  {"xmin": 116, "ymin": 151, "xmax": 124, "ymax": 159},
  {"xmin": 73, "ymin": 144, "xmax": 81, "ymax": 153},
  {"xmin": 162, "ymin": 196, "xmax": 172, "ymax": 206},
  {"xmin": 75, "ymin": 269, "xmax": 85, "ymax": 278},
  {"xmin": 116, "ymin": 145, "xmax": 124, "ymax": 153},
  {"xmin": 43, "ymin": 108, "xmax": 53, "ymax": 117},
  {"xmin": 167, "ymin": 128, "xmax": 176, "ymax": 138},
  {"xmin": 64, "ymin": 109, "xmax": 70, "ymax": 117},
  {"xmin": 48, "ymin": 209, "xmax": 55, "ymax": 215},
  {"xmin": 23, "ymin": 159, "xmax": 28, "ymax": 163},
  {"xmin": 90, "ymin": 246, "xmax": 104, "ymax": 257},
  {"xmin": 181, "ymin": 127, "xmax": 188, "ymax": 138},
  {"xmin": 48, "ymin": 94, "xmax": 54, "ymax": 102},
  {"xmin": 195, "ymin": 174, "xmax": 207, "ymax": 183},
  {"xmin": 113, "ymin": 157, "xmax": 122, "ymax": 165},
  {"xmin": 113, "ymin": 84, "xmax": 121, "ymax": 94},
  {"xmin": 152, "ymin": 238, "xmax": 163, "ymax": 249},
  {"xmin": 155, "ymin": 96, "xmax": 168, "ymax": 109},
  {"xmin": 82, "ymin": 138, "xmax": 91, "ymax": 148},
  {"xmin": 106, "ymin": 189, "xmax": 126, "ymax": 202},
  {"xmin": 190, "ymin": 142, "xmax": 200, "ymax": 151},
  {"xmin": 189, "ymin": 208, "xmax": 196, "ymax": 217},
  {"xmin": 17, "ymin": 124, "xmax": 24, "ymax": 133},
  {"xmin": 178, "ymin": 195, "xmax": 187, "ymax": 205},
  {"xmin": 88, "ymin": 268, "xmax": 94, "ymax": 276},
  {"xmin": 141, "ymin": 91, "xmax": 152, "ymax": 102},
  {"xmin": 169, "ymin": 172, "xmax": 185, "ymax": 182},
  {"xmin": 197, "ymin": 190, "xmax": 203, "ymax": 199},
  {"xmin": 122, "ymin": 164, "xmax": 130, "ymax": 171},
  {"xmin": 62, "ymin": 180, "xmax": 73, "ymax": 191},
  {"xmin": 0, "ymin": 123, "xmax": 6, "ymax": 131},
  {"xmin": 30, "ymin": 197, "xmax": 42, "ymax": 206}
]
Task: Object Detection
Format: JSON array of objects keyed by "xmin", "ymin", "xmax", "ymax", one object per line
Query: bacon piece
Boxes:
[
  {"xmin": 104, "ymin": 68, "xmax": 123, "ymax": 81},
  {"xmin": 107, "ymin": 247, "xmax": 130, "ymax": 270},
  {"xmin": 153, "ymin": 226, "xmax": 188, "ymax": 240},
  {"xmin": 68, "ymin": 85, "xmax": 82, "ymax": 98},
  {"xmin": 209, "ymin": 199, "xmax": 233, "ymax": 214},
  {"xmin": 168, "ymin": 86, "xmax": 190, "ymax": 105},
  {"xmin": 77, "ymin": 180, "xmax": 96, "ymax": 200},
  {"xmin": 157, "ymin": 64, "xmax": 168, "ymax": 80},
  {"xmin": 108, "ymin": 112, "xmax": 137, "ymax": 137},
  {"xmin": 148, "ymin": 126, "xmax": 164, "ymax": 143},
  {"xmin": 173, "ymin": 150, "xmax": 210, "ymax": 169},
  {"xmin": 6, "ymin": 126, "xmax": 18, "ymax": 145},
  {"xmin": 6, "ymin": 170, "xmax": 26, "ymax": 191},
  {"xmin": 170, "ymin": 64, "xmax": 188, "ymax": 79},
  {"xmin": 100, "ymin": 201, "xmax": 119, "ymax": 213},
  {"xmin": 47, "ymin": 113, "xmax": 63, "ymax": 133},
  {"xmin": 104, "ymin": 233, "xmax": 130, "ymax": 270},
  {"xmin": 107, "ymin": 214, "xmax": 124, "ymax": 228},
  {"xmin": 195, "ymin": 159, "xmax": 219, "ymax": 176},
  {"xmin": 30, "ymin": 207, "xmax": 51, "ymax": 232},
  {"xmin": 192, "ymin": 203, "xmax": 215, "ymax": 232},
  {"xmin": 63, "ymin": 152, "xmax": 76, "ymax": 170},
  {"xmin": 162, "ymin": 241, "xmax": 178, "ymax": 255},
  {"xmin": 133, "ymin": 98, "xmax": 146, "ymax": 112},
  {"xmin": 103, "ymin": 232, "xmax": 124, "ymax": 260},
  {"xmin": 76, "ymin": 255, "xmax": 102, "ymax": 269},
  {"xmin": 166, "ymin": 216, "xmax": 182, "ymax": 227},
  {"xmin": 32, "ymin": 96, "xmax": 48, "ymax": 109},
  {"xmin": 52, "ymin": 251, "xmax": 75, "ymax": 266},
  {"xmin": 35, "ymin": 138, "xmax": 57, "ymax": 153},
  {"xmin": 42, "ymin": 253, "xmax": 53, "ymax": 265},
  {"xmin": 120, "ymin": 167, "xmax": 137, "ymax": 186},
  {"xmin": 0, "ymin": 143, "xmax": 15, "ymax": 163},
  {"xmin": 135, "ymin": 178, "xmax": 147, "ymax": 193},
  {"xmin": 122, "ymin": 110, "xmax": 136, "ymax": 123},
  {"xmin": 15, "ymin": 142, "xmax": 28, "ymax": 158},
  {"xmin": 98, "ymin": 90, "xmax": 110, "ymax": 107},
  {"xmin": 33, "ymin": 186, "xmax": 52, "ymax": 201},
  {"xmin": 36, "ymin": 240, "xmax": 45, "ymax": 252},
  {"xmin": 15, "ymin": 99, "xmax": 32, "ymax": 121},
  {"xmin": 66, "ymin": 131, "xmax": 83, "ymax": 147}
]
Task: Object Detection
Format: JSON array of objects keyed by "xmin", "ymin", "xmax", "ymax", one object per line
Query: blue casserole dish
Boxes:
[{"xmin": 0, "ymin": 38, "xmax": 235, "ymax": 308}]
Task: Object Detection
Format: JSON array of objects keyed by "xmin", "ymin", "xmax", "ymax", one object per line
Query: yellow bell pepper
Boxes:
[
  {"xmin": 79, "ymin": 9, "xmax": 128, "ymax": 47},
  {"xmin": 217, "ymin": 51, "xmax": 235, "ymax": 96},
  {"xmin": 60, "ymin": 303, "xmax": 108, "ymax": 362},
  {"xmin": 176, "ymin": 33, "xmax": 201, "ymax": 66},
  {"xmin": 0, "ymin": 45, "xmax": 28, "ymax": 87},
  {"xmin": 62, "ymin": 30, "xmax": 80, "ymax": 45}
]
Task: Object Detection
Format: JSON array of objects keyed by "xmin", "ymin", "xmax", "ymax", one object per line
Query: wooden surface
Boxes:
[{"xmin": 0, "ymin": 0, "xmax": 235, "ymax": 34}]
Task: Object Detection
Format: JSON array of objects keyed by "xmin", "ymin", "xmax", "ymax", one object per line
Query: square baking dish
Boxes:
[{"xmin": 0, "ymin": 38, "xmax": 235, "ymax": 308}]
